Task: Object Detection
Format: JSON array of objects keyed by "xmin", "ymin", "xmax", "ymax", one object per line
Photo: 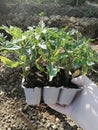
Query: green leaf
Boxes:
[
  {"xmin": 39, "ymin": 20, "xmax": 45, "ymax": 29},
  {"xmin": 87, "ymin": 61, "xmax": 95, "ymax": 66},
  {"xmin": 2, "ymin": 45, "xmax": 21, "ymax": 50},
  {"xmin": 38, "ymin": 43, "xmax": 47, "ymax": 49},
  {"xmin": 72, "ymin": 69, "xmax": 81, "ymax": 77},
  {"xmin": 82, "ymin": 64, "xmax": 88, "ymax": 75},
  {"xmin": 0, "ymin": 56, "xmax": 19, "ymax": 68},
  {"xmin": 47, "ymin": 64, "xmax": 58, "ymax": 81},
  {"xmin": 20, "ymin": 55, "xmax": 26, "ymax": 62}
]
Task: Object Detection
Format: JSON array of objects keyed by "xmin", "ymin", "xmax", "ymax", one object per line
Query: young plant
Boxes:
[
  {"xmin": 35, "ymin": 21, "xmax": 60, "ymax": 82},
  {"xmin": 57, "ymin": 29, "xmax": 98, "ymax": 86},
  {"xmin": 1, "ymin": 24, "xmax": 98, "ymax": 88},
  {"xmin": 0, "ymin": 26, "xmax": 40, "ymax": 83}
]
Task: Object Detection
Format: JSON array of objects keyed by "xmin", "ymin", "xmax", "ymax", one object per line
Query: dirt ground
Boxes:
[{"xmin": 0, "ymin": 1, "xmax": 98, "ymax": 38}]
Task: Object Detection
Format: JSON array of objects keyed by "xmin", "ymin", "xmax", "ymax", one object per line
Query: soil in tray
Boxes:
[{"xmin": 23, "ymin": 66, "xmax": 79, "ymax": 89}]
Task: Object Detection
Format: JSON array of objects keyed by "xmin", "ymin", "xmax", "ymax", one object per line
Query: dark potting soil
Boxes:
[
  {"xmin": 24, "ymin": 66, "xmax": 47, "ymax": 88},
  {"xmin": 23, "ymin": 66, "xmax": 79, "ymax": 89}
]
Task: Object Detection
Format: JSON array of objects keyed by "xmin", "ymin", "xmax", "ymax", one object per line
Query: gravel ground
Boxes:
[{"xmin": 0, "ymin": 64, "xmax": 83, "ymax": 130}]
